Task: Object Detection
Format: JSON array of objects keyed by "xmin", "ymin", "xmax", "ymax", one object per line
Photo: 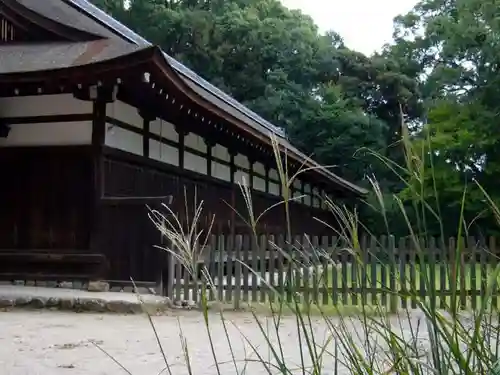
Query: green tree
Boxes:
[{"xmin": 386, "ymin": 0, "xmax": 500, "ymax": 236}]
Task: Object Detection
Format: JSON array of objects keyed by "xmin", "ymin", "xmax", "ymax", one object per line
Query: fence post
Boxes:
[
  {"xmin": 302, "ymin": 235, "xmax": 311, "ymax": 305},
  {"xmin": 225, "ymin": 235, "xmax": 234, "ymax": 303},
  {"xmin": 489, "ymin": 237, "xmax": 497, "ymax": 310},
  {"xmin": 379, "ymin": 235, "xmax": 387, "ymax": 308},
  {"xmin": 360, "ymin": 234, "xmax": 368, "ymax": 307},
  {"xmin": 234, "ymin": 234, "xmax": 242, "ymax": 310},
  {"xmin": 207, "ymin": 234, "xmax": 217, "ymax": 301},
  {"xmin": 468, "ymin": 236, "xmax": 477, "ymax": 310},
  {"xmin": 155, "ymin": 218, "xmax": 166, "ymax": 296},
  {"xmin": 267, "ymin": 234, "xmax": 276, "ymax": 303},
  {"xmin": 165, "ymin": 249, "xmax": 175, "ymax": 298},
  {"xmin": 277, "ymin": 234, "xmax": 285, "ymax": 302},
  {"xmin": 399, "ymin": 237, "xmax": 407, "ymax": 309},
  {"xmin": 429, "ymin": 237, "xmax": 437, "ymax": 311},
  {"xmin": 459, "ymin": 236, "xmax": 467, "ymax": 309},
  {"xmin": 242, "ymin": 234, "xmax": 251, "ymax": 302},
  {"xmin": 259, "ymin": 234, "xmax": 267, "ymax": 303},
  {"xmin": 389, "ymin": 235, "xmax": 398, "ymax": 314},
  {"xmin": 312, "ymin": 235, "xmax": 320, "ymax": 305},
  {"xmin": 449, "ymin": 236, "xmax": 457, "ymax": 311},
  {"xmin": 439, "ymin": 237, "xmax": 447, "ymax": 309},
  {"xmin": 369, "ymin": 236, "xmax": 378, "ymax": 306},
  {"xmin": 321, "ymin": 236, "xmax": 329, "ymax": 305}
]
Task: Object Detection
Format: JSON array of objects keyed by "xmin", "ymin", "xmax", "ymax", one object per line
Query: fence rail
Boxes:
[{"xmin": 161, "ymin": 234, "xmax": 500, "ymax": 311}]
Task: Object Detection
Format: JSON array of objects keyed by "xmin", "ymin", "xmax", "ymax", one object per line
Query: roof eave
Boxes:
[
  {"xmin": 149, "ymin": 49, "xmax": 368, "ymax": 197},
  {"xmin": 0, "ymin": 44, "xmax": 156, "ymax": 82}
]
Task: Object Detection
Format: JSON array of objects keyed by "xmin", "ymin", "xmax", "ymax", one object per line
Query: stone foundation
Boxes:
[{"xmin": 0, "ymin": 294, "xmax": 173, "ymax": 314}]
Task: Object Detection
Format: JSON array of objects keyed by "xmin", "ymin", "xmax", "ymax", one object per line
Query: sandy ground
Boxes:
[{"xmin": 0, "ymin": 309, "xmax": 433, "ymax": 375}]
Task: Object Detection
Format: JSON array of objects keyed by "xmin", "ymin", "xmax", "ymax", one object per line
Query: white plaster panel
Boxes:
[
  {"xmin": 107, "ymin": 100, "xmax": 142, "ymax": 129},
  {"xmin": 184, "ymin": 151, "xmax": 207, "ymax": 175},
  {"xmin": 269, "ymin": 182, "xmax": 280, "ymax": 196},
  {"xmin": 235, "ymin": 170, "xmax": 250, "ymax": 186},
  {"xmin": 213, "ymin": 144, "xmax": 230, "ymax": 162},
  {"xmin": 293, "ymin": 189, "xmax": 302, "ymax": 202},
  {"xmin": 293, "ymin": 178, "xmax": 302, "ymax": 190},
  {"xmin": 212, "ymin": 161, "xmax": 231, "ymax": 181},
  {"xmin": 185, "ymin": 133, "xmax": 207, "ymax": 153},
  {"xmin": 253, "ymin": 176, "xmax": 266, "ymax": 192},
  {"xmin": 254, "ymin": 162, "xmax": 266, "ymax": 177},
  {"xmin": 313, "ymin": 196, "xmax": 321, "ymax": 208},
  {"xmin": 0, "ymin": 94, "xmax": 92, "ymax": 117},
  {"xmin": 234, "ymin": 153, "xmax": 249, "ymax": 168},
  {"xmin": 269, "ymin": 168, "xmax": 279, "ymax": 181},
  {"xmin": 105, "ymin": 124, "xmax": 143, "ymax": 156},
  {"xmin": 304, "ymin": 194, "xmax": 312, "ymax": 206},
  {"xmin": 312, "ymin": 187, "xmax": 320, "ymax": 208},
  {"xmin": 150, "ymin": 119, "xmax": 178, "ymax": 142},
  {"xmin": 149, "ymin": 139, "xmax": 179, "ymax": 166},
  {"xmin": 0, "ymin": 121, "xmax": 92, "ymax": 146}
]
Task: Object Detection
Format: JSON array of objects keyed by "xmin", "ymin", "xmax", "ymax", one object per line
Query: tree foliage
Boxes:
[{"xmin": 384, "ymin": 0, "xmax": 500, "ymax": 236}]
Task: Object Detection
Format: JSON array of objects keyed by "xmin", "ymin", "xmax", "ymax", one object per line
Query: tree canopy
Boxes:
[{"xmin": 91, "ymin": 0, "xmax": 500, "ymax": 237}]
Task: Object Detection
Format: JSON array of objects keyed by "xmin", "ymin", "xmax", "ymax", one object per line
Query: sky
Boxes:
[{"xmin": 280, "ymin": 0, "xmax": 419, "ymax": 55}]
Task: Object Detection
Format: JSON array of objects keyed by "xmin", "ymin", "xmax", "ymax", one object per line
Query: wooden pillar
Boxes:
[
  {"xmin": 177, "ymin": 129, "xmax": 186, "ymax": 169},
  {"xmin": 264, "ymin": 165, "xmax": 270, "ymax": 194},
  {"xmin": 88, "ymin": 86, "xmax": 113, "ymax": 254},
  {"xmin": 204, "ymin": 137, "xmax": 215, "ymax": 177},
  {"xmin": 229, "ymin": 147, "xmax": 237, "ymax": 235},
  {"xmin": 85, "ymin": 85, "xmax": 116, "ymax": 280},
  {"xmin": 248, "ymin": 156, "xmax": 254, "ymax": 190},
  {"xmin": 91, "ymin": 100, "xmax": 106, "ymax": 201},
  {"xmin": 139, "ymin": 109, "xmax": 155, "ymax": 159},
  {"xmin": 174, "ymin": 125, "xmax": 189, "ymax": 229}
]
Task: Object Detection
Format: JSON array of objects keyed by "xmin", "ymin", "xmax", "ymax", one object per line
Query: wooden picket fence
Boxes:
[{"xmin": 160, "ymin": 234, "xmax": 500, "ymax": 311}]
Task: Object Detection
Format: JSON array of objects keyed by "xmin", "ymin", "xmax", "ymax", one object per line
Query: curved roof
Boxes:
[
  {"xmin": 0, "ymin": 40, "xmax": 145, "ymax": 73},
  {"xmin": 2, "ymin": 0, "xmax": 368, "ymax": 196}
]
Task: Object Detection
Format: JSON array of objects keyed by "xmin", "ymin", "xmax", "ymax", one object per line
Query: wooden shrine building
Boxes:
[{"xmin": 0, "ymin": 0, "xmax": 367, "ymax": 284}]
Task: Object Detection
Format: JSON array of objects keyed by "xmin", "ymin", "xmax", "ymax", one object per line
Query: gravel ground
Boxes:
[{"xmin": 0, "ymin": 310, "xmax": 436, "ymax": 375}]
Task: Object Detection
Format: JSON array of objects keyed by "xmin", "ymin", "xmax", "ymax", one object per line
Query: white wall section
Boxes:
[
  {"xmin": 212, "ymin": 161, "xmax": 231, "ymax": 181},
  {"xmin": 185, "ymin": 133, "xmax": 207, "ymax": 153},
  {"xmin": 269, "ymin": 182, "xmax": 280, "ymax": 196},
  {"xmin": 107, "ymin": 100, "xmax": 143, "ymax": 129},
  {"xmin": 254, "ymin": 176, "xmax": 266, "ymax": 192},
  {"xmin": 150, "ymin": 139, "xmax": 179, "ymax": 166},
  {"xmin": 150, "ymin": 119, "xmax": 178, "ymax": 142},
  {"xmin": 213, "ymin": 144, "xmax": 230, "ymax": 162},
  {"xmin": 235, "ymin": 170, "xmax": 249, "ymax": 186},
  {"xmin": 0, "ymin": 94, "xmax": 93, "ymax": 146},
  {"xmin": 184, "ymin": 151, "xmax": 207, "ymax": 174},
  {"xmin": 105, "ymin": 124, "xmax": 143, "ymax": 156},
  {"xmin": 0, "ymin": 122, "xmax": 92, "ymax": 146},
  {"xmin": 234, "ymin": 153, "xmax": 249, "ymax": 168}
]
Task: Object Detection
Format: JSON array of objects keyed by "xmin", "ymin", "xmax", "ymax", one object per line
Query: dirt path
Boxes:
[{"xmin": 0, "ymin": 310, "xmax": 429, "ymax": 375}]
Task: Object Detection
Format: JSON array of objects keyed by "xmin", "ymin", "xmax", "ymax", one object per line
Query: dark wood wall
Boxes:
[
  {"xmin": 0, "ymin": 144, "xmax": 337, "ymax": 283},
  {"xmin": 0, "ymin": 146, "xmax": 93, "ymax": 251},
  {"xmin": 97, "ymin": 148, "xmax": 334, "ymax": 282}
]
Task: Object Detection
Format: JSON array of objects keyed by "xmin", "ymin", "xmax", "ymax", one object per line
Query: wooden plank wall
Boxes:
[
  {"xmin": 0, "ymin": 146, "xmax": 93, "ymax": 251},
  {"xmin": 98, "ymin": 150, "xmax": 334, "ymax": 282}
]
